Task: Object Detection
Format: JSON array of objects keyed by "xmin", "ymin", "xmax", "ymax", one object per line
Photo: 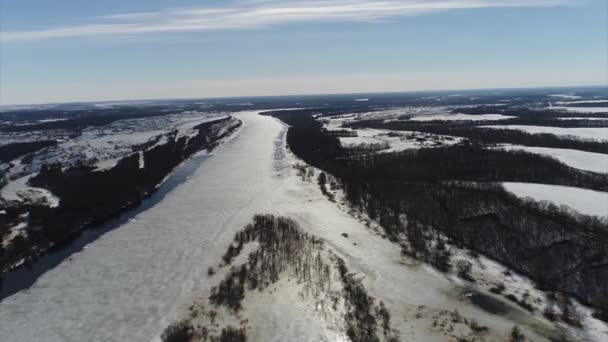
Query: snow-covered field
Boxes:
[
  {"xmin": 493, "ymin": 145, "xmax": 608, "ymax": 174},
  {"xmin": 548, "ymin": 106, "xmax": 608, "ymax": 114},
  {"xmin": 481, "ymin": 125, "xmax": 608, "ymax": 141},
  {"xmin": 408, "ymin": 113, "xmax": 515, "ymax": 121},
  {"xmin": 0, "ymin": 112, "xmax": 604, "ymax": 341},
  {"xmin": 549, "ymin": 94, "xmax": 581, "ymax": 100},
  {"xmin": 323, "ymin": 106, "xmax": 455, "ymax": 123},
  {"xmin": 338, "ymin": 128, "xmax": 463, "ymax": 153},
  {"xmin": 321, "ymin": 115, "xmax": 356, "ymax": 131},
  {"xmin": 503, "ymin": 182, "xmax": 608, "ymax": 217},
  {"xmin": 322, "ymin": 115, "xmax": 465, "ymax": 153},
  {"xmin": 555, "ymin": 100, "xmax": 608, "ymax": 105},
  {"xmin": 557, "ymin": 117, "xmax": 608, "ymax": 121}
]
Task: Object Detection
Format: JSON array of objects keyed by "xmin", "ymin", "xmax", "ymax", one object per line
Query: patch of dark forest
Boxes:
[
  {"xmin": 262, "ymin": 108, "xmax": 608, "ymax": 322},
  {"xmin": 0, "ymin": 117, "xmax": 241, "ymax": 287}
]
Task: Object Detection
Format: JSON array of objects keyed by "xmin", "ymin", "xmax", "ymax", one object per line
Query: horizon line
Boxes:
[{"xmin": 1, "ymin": 83, "xmax": 605, "ymax": 108}]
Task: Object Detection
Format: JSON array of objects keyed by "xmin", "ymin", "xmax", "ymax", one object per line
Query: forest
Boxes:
[{"xmin": 262, "ymin": 108, "xmax": 608, "ymax": 320}]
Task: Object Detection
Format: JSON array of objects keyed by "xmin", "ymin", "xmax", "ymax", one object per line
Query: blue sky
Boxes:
[{"xmin": 1, "ymin": 0, "xmax": 606, "ymax": 104}]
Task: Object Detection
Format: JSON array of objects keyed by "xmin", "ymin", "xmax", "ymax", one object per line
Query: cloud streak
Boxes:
[{"xmin": 1, "ymin": 0, "xmax": 571, "ymax": 42}]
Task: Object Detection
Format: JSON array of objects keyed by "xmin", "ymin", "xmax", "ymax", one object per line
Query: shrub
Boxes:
[
  {"xmin": 161, "ymin": 320, "xmax": 194, "ymax": 342},
  {"xmin": 468, "ymin": 319, "xmax": 488, "ymax": 333},
  {"xmin": 489, "ymin": 282, "xmax": 505, "ymax": 294},
  {"xmin": 216, "ymin": 326, "xmax": 246, "ymax": 342},
  {"xmin": 456, "ymin": 260, "xmax": 475, "ymax": 282},
  {"xmin": 510, "ymin": 325, "xmax": 525, "ymax": 342}
]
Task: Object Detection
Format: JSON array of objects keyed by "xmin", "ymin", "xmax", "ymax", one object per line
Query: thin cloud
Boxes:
[
  {"xmin": 101, "ymin": 12, "xmax": 161, "ymax": 20},
  {"xmin": 1, "ymin": 0, "xmax": 572, "ymax": 42}
]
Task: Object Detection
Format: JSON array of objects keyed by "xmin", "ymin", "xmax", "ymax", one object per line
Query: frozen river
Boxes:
[
  {"xmin": 0, "ymin": 111, "xmax": 289, "ymax": 341},
  {"xmin": 0, "ymin": 111, "xmax": 600, "ymax": 341}
]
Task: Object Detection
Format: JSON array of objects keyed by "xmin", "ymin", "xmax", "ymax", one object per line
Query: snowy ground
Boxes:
[
  {"xmin": 407, "ymin": 113, "xmax": 515, "ymax": 121},
  {"xmin": 338, "ymin": 128, "xmax": 463, "ymax": 153},
  {"xmin": 503, "ymin": 182, "xmax": 608, "ymax": 218},
  {"xmin": 0, "ymin": 111, "xmax": 604, "ymax": 342},
  {"xmin": 321, "ymin": 115, "xmax": 465, "ymax": 153},
  {"xmin": 492, "ymin": 145, "xmax": 608, "ymax": 174},
  {"xmin": 320, "ymin": 106, "xmax": 455, "ymax": 124},
  {"xmin": 0, "ymin": 174, "xmax": 59, "ymax": 207},
  {"xmin": 481, "ymin": 125, "xmax": 608, "ymax": 141},
  {"xmin": 549, "ymin": 94, "xmax": 582, "ymax": 100},
  {"xmin": 321, "ymin": 115, "xmax": 357, "ymax": 131},
  {"xmin": 547, "ymin": 106, "xmax": 608, "ymax": 114},
  {"xmin": 557, "ymin": 117, "xmax": 608, "ymax": 121},
  {"xmin": 555, "ymin": 100, "xmax": 608, "ymax": 105}
]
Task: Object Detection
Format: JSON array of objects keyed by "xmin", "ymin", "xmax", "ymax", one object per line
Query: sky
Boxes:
[{"xmin": 0, "ymin": 0, "xmax": 606, "ymax": 105}]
